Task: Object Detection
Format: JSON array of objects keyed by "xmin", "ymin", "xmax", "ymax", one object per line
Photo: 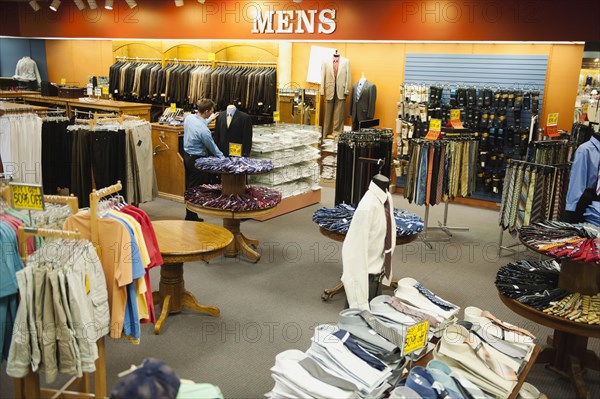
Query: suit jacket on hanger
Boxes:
[
  {"xmin": 215, "ymin": 109, "xmax": 253, "ymax": 157},
  {"xmin": 320, "ymin": 56, "xmax": 351, "ymax": 101},
  {"xmin": 349, "ymin": 79, "xmax": 377, "ymax": 130}
]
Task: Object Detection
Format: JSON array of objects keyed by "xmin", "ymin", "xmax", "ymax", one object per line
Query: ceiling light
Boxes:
[
  {"xmin": 125, "ymin": 0, "xmax": 137, "ymax": 8},
  {"xmin": 29, "ymin": 0, "xmax": 40, "ymax": 11},
  {"xmin": 175, "ymin": 0, "xmax": 184, "ymax": 6},
  {"xmin": 49, "ymin": 0, "xmax": 61, "ymax": 11},
  {"xmin": 105, "ymin": 0, "xmax": 113, "ymax": 9},
  {"xmin": 595, "ymin": 58, "xmax": 600, "ymax": 62},
  {"xmin": 198, "ymin": 0, "xmax": 205, "ymax": 3},
  {"xmin": 87, "ymin": 0, "xmax": 97, "ymax": 9},
  {"xmin": 74, "ymin": 0, "xmax": 86, "ymax": 10}
]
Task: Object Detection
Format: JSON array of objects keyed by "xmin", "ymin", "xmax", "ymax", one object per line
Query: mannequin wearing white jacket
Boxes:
[{"xmin": 13, "ymin": 56, "xmax": 41, "ymax": 90}]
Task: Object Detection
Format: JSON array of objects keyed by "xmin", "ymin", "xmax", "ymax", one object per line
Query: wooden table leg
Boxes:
[
  {"xmin": 223, "ymin": 218, "xmax": 261, "ymax": 262},
  {"xmin": 152, "ymin": 262, "xmax": 220, "ymax": 334},
  {"xmin": 322, "ymin": 282, "xmax": 345, "ymax": 301}
]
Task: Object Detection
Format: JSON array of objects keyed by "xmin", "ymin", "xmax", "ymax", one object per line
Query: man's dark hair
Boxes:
[{"xmin": 197, "ymin": 98, "xmax": 215, "ymax": 114}]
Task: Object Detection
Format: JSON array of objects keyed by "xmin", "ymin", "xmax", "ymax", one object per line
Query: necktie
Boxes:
[
  {"xmin": 596, "ymin": 164, "xmax": 600, "ymax": 196},
  {"xmin": 383, "ymin": 198, "xmax": 392, "ymax": 280},
  {"xmin": 414, "ymin": 283, "xmax": 456, "ymax": 311},
  {"xmin": 460, "ymin": 141, "xmax": 469, "ymax": 197},
  {"xmin": 508, "ymin": 165, "xmax": 524, "ymax": 233},
  {"xmin": 356, "ymin": 81, "xmax": 363, "ymax": 101},
  {"xmin": 417, "ymin": 145, "xmax": 428, "ymax": 205},
  {"xmin": 464, "ymin": 334, "xmax": 518, "ymax": 381},
  {"xmin": 481, "ymin": 310, "xmax": 536, "ymax": 340},
  {"xmin": 333, "ymin": 58, "xmax": 339, "ymax": 76},
  {"xmin": 359, "ymin": 310, "xmax": 404, "ymax": 348},
  {"xmin": 226, "ymin": 113, "xmax": 232, "ymax": 128},
  {"xmin": 436, "ymin": 146, "xmax": 445, "ymax": 205},
  {"xmin": 500, "ymin": 165, "xmax": 515, "ymax": 229},
  {"xmin": 551, "ymin": 170, "xmax": 562, "ymax": 220},
  {"xmin": 528, "ymin": 167, "xmax": 544, "ymax": 224},
  {"xmin": 425, "ymin": 145, "xmax": 434, "ymax": 205},
  {"xmin": 515, "ymin": 167, "xmax": 531, "ymax": 231},
  {"xmin": 386, "ymin": 297, "xmax": 439, "ymax": 328},
  {"xmin": 523, "ymin": 168, "xmax": 537, "ymax": 226},
  {"xmin": 331, "ymin": 329, "xmax": 387, "ymax": 371}
]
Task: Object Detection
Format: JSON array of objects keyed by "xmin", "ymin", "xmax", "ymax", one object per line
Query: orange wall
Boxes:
[
  {"xmin": 45, "ymin": 40, "xmax": 113, "ymax": 86},
  {"xmin": 291, "ymin": 42, "xmax": 583, "ymax": 131}
]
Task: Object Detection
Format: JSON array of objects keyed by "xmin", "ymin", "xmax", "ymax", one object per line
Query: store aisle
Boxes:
[{"xmin": 1, "ymin": 187, "xmax": 598, "ymax": 398}]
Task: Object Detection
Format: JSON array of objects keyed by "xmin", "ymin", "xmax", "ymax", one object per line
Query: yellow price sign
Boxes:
[
  {"xmin": 208, "ymin": 52, "xmax": 216, "ymax": 61},
  {"xmin": 101, "ymin": 86, "xmax": 109, "ymax": 95},
  {"xmin": 229, "ymin": 143, "xmax": 242, "ymax": 157},
  {"xmin": 60, "ymin": 78, "xmax": 66, "ymax": 85},
  {"xmin": 10, "ymin": 183, "xmax": 45, "ymax": 211},
  {"xmin": 273, "ymin": 111, "xmax": 280, "ymax": 122},
  {"xmin": 450, "ymin": 109, "xmax": 461, "ymax": 121},
  {"xmin": 429, "ymin": 118, "xmax": 441, "ymax": 132},
  {"xmin": 403, "ymin": 321, "xmax": 429, "ymax": 355},
  {"xmin": 170, "ymin": 103, "xmax": 177, "ymax": 113},
  {"xmin": 547, "ymin": 113, "xmax": 559, "ymax": 126}
]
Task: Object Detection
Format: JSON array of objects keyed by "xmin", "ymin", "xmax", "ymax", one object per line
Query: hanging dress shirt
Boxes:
[{"xmin": 341, "ymin": 182, "xmax": 396, "ymax": 310}]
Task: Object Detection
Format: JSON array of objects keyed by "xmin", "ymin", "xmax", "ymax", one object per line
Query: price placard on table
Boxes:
[
  {"xmin": 547, "ymin": 112, "xmax": 559, "ymax": 126},
  {"xmin": 101, "ymin": 86, "xmax": 109, "ymax": 95},
  {"xmin": 9, "ymin": 183, "xmax": 45, "ymax": 211},
  {"xmin": 273, "ymin": 111, "xmax": 280, "ymax": 122},
  {"xmin": 170, "ymin": 103, "xmax": 177, "ymax": 113},
  {"xmin": 60, "ymin": 78, "xmax": 66, "ymax": 85},
  {"xmin": 403, "ymin": 321, "xmax": 429, "ymax": 355},
  {"xmin": 229, "ymin": 143, "xmax": 242, "ymax": 157}
]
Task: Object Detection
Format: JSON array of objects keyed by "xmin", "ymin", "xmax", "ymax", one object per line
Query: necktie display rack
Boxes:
[
  {"xmin": 403, "ymin": 137, "xmax": 478, "ymax": 249},
  {"xmin": 497, "ymin": 159, "xmax": 571, "ymax": 256}
]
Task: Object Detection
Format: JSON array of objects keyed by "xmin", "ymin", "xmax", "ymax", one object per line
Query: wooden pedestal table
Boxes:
[
  {"xmin": 320, "ymin": 227, "xmax": 419, "ymax": 300},
  {"xmin": 186, "ymin": 173, "xmax": 279, "ymax": 263},
  {"xmin": 151, "ymin": 220, "xmax": 233, "ymax": 334},
  {"xmin": 500, "ymin": 241, "xmax": 600, "ymax": 399}
]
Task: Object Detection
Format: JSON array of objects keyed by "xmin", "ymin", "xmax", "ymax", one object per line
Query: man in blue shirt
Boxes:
[
  {"xmin": 183, "ymin": 98, "xmax": 224, "ymax": 221},
  {"xmin": 565, "ymin": 133, "xmax": 600, "ymax": 226}
]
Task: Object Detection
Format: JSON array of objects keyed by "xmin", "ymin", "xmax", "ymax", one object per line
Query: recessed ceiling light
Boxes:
[{"xmin": 49, "ymin": 0, "xmax": 61, "ymax": 12}]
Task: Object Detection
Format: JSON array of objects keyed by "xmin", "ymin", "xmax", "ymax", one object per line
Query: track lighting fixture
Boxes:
[
  {"xmin": 175, "ymin": 0, "xmax": 184, "ymax": 6},
  {"xmin": 73, "ymin": 0, "xmax": 86, "ymax": 10},
  {"xmin": 105, "ymin": 0, "xmax": 113, "ymax": 10},
  {"xmin": 29, "ymin": 0, "xmax": 40, "ymax": 12},
  {"xmin": 198, "ymin": 0, "xmax": 206, "ymax": 3},
  {"xmin": 49, "ymin": 0, "xmax": 61, "ymax": 11},
  {"xmin": 87, "ymin": 0, "xmax": 97, "ymax": 10},
  {"xmin": 125, "ymin": 0, "xmax": 137, "ymax": 8}
]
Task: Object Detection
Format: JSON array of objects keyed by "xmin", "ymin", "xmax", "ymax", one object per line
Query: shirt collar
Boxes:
[
  {"xmin": 590, "ymin": 135, "xmax": 600, "ymax": 152},
  {"xmin": 369, "ymin": 181, "xmax": 388, "ymax": 204}
]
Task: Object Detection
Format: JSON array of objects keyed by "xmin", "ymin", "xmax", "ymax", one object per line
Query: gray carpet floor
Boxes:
[{"xmin": 1, "ymin": 187, "xmax": 599, "ymax": 398}]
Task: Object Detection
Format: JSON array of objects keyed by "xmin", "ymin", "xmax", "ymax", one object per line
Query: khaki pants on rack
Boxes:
[{"xmin": 323, "ymin": 97, "xmax": 346, "ymax": 137}]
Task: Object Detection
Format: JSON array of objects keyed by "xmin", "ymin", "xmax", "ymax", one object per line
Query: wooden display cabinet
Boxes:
[{"xmin": 151, "ymin": 123, "xmax": 185, "ymax": 202}]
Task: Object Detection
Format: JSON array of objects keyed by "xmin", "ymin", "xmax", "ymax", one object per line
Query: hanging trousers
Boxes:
[{"xmin": 323, "ymin": 96, "xmax": 346, "ymax": 137}]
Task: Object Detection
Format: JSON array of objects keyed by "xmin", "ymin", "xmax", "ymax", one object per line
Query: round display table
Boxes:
[
  {"xmin": 499, "ymin": 236, "xmax": 600, "ymax": 399},
  {"xmin": 151, "ymin": 220, "xmax": 233, "ymax": 334},
  {"xmin": 320, "ymin": 227, "xmax": 419, "ymax": 300},
  {"xmin": 186, "ymin": 172, "xmax": 279, "ymax": 263}
]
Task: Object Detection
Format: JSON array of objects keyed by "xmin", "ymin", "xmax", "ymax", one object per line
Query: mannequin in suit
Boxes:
[
  {"xmin": 320, "ymin": 50, "xmax": 351, "ymax": 138},
  {"xmin": 214, "ymin": 104, "xmax": 253, "ymax": 157},
  {"xmin": 349, "ymin": 74, "xmax": 377, "ymax": 131}
]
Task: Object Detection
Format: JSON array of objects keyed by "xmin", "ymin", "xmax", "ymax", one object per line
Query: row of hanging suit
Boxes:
[
  {"xmin": 108, "ymin": 61, "xmax": 277, "ymax": 115},
  {"xmin": 499, "ymin": 161, "xmax": 571, "ymax": 235},
  {"xmin": 404, "ymin": 139, "xmax": 479, "ymax": 206}
]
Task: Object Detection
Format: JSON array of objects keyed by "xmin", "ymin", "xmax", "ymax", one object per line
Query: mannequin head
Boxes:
[{"xmin": 372, "ymin": 174, "xmax": 389, "ymax": 192}]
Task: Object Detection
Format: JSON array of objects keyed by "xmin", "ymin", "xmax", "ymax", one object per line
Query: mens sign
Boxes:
[{"xmin": 252, "ymin": 9, "xmax": 336, "ymax": 34}]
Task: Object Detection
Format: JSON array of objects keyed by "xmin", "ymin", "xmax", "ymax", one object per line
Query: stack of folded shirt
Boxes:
[
  {"xmin": 194, "ymin": 157, "xmax": 274, "ymax": 174},
  {"xmin": 430, "ymin": 309, "xmax": 537, "ymax": 399},
  {"xmin": 184, "ymin": 185, "xmax": 281, "ymax": 212},
  {"xmin": 267, "ymin": 324, "xmax": 393, "ymax": 399},
  {"xmin": 312, "ymin": 205, "xmax": 424, "ymax": 237},
  {"xmin": 393, "ymin": 278, "xmax": 460, "ymax": 335},
  {"xmin": 321, "ymin": 166, "xmax": 336, "ymax": 180},
  {"xmin": 519, "ymin": 221, "xmax": 600, "ymax": 263}
]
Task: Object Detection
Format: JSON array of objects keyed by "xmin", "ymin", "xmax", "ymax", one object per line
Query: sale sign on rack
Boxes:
[
  {"xmin": 545, "ymin": 113, "xmax": 559, "ymax": 138},
  {"xmin": 9, "ymin": 183, "xmax": 45, "ymax": 211},
  {"xmin": 448, "ymin": 109, "xmax": 464, "ymax": 129},
  {"xmin": 425, "ymin": 118, "xmax": 442, "ymax": 140}
]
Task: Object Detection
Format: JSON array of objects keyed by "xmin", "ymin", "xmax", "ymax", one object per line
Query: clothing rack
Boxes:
[
  {"xmin": 164, "ymin": 58, "xmax": 212, "ymax": 65},
  {"xmin": 12, "ymin": 194, "xmax": 108, "ymax": 399},
  {"xmin": 115, "ymin": 56, "xmax": 161, "ymax": 62},
  {"xmin": 90, "ymin": 181, "xmax": 123, "ymax": 255},
  {"xmin": 497, "ymin": 159, "xmax": 571, "ymax": 256}
]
